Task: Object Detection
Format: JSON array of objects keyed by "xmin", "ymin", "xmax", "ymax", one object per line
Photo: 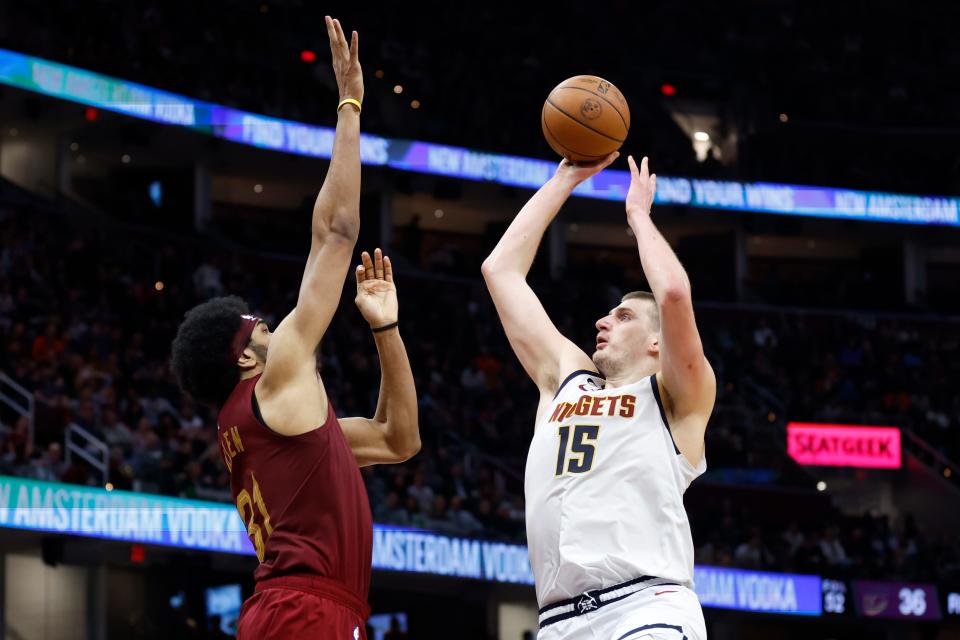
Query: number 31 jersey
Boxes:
[
  {"xmin": 217, "ymin": 374, "xmax": 372, "ymax": 600},
  {"xmin": 525, "ymin": 370, "xmax": 706, "ymax": 607}
]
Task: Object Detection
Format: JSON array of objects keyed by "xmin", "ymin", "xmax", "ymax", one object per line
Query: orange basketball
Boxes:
[{"xmin": 542, "ymin": 75, "xmax": 630, "ymax": 163}]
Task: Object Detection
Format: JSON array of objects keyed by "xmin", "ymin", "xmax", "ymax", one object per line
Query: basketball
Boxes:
[{"xmin": 541, "ymin": 75, "xmax": 631, "ymax": 163}]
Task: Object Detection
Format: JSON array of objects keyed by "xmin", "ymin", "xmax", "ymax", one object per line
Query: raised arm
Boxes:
[
  {"xmin": 626, "ymin": 156, "xmax": 715, "ymax": 434},
  {"xmin": 340, "ymin": 250, "xmax": 420, "ymax": 466},
  {"xmin": 260, "ymin": 16, "xmax": 364, "ymax": 393},
  {"xmin": 481, "ymin": 154, "xmax": 617, "ymax": 394}
]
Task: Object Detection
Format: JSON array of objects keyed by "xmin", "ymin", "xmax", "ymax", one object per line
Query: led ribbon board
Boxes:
[
  {"xmin": 694, "ymin": 566, "xmax": 822, "ymax": 616},
  {"xmin": 0, "ymin": 475, "xmax": 534, "ymax": 585},
  {"xmin": 787, "ymin": 423, "xmax": 902, "ymax": 469},
  {"xmin": 0, "ymin": 48, "xmax": 958, "ymax": 226}
]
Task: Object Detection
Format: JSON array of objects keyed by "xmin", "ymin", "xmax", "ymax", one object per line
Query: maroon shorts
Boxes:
[{"xmin": 237, "ymin": 574, "xmax": 370, "ymax": 640}]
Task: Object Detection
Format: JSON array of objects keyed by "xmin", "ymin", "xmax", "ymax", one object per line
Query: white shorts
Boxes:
[{"xmin": 537, "ymin": 585, "xmax": 706, "ymax": 640}]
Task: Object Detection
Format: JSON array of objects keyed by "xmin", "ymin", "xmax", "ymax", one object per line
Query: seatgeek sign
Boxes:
[
  {"xmin": 787, "ymin": 423, "xmax": 902, "ymax": 469},
  {"xmin": 0, "ymin": 48, "xmax": 958, "ymax": 226}
]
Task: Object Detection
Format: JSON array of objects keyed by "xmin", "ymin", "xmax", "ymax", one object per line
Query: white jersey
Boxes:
[{"xmin": 525, "ymin": 370, "xmax": 706, "ymax": 607}]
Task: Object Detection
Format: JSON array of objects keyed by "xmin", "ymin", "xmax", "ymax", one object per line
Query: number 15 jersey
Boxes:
[{"xmin": 525, "ymin": 370, "xmax": 706, "ymax": 607}]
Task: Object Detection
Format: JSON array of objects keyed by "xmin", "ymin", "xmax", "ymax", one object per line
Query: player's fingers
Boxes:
[
  {"xmin": 640, "ymin": 156, "xmax": 649, "ymax": 179},
  {"xmin": 326, "ymin": 16, "xmax": 342, "ymax": 53},
  {"xmin": 355, "ymin": 264, "xmax": 365, "ymax": 285},
  {"xmin": 361, "ymin": 250, "xmax": 374, "ymax": 274},
  {"xmin": 334, "ymin": 19, "xmax": 347, "ymax": 48},
  {"xmin": 350, "ymin": 30, "xmax": 359, "ymax": 63},
  {"xmin": 650, "ymin": 174, "xmax": 657, "ymax": 195},
  {"xmin": 374, "ymin": 248, "xmax": 385, "ymax": 279},
  {"xmin": 627, "ymin": 155, "xmax": 640, "ymax": 179},
  {"xmin": 325, "ymin": 16, "xmax": 336, "ymax": 44},
  {"xmin": 383, "ymin": 256, "xmax": 394, "ymax": 283}
]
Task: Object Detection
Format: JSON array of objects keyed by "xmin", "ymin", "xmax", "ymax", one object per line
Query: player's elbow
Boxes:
[
  {"xmin": 384, "ymin": 418, "xmax": 421, "ymax": 463},
  {"xmin": 390, "ymin": 431, "xmax": 421, "ymax": 463},
  {"xmin": 480, "ymin": 257, "xmax": 499, "ymax": 279},
  {"xmin": 313, "ymin": 209, "xmax": 360, "ymax": 244},
  {"xmin": 481, "ymin": 257, "xmax": 519, "ymax": 284},
  {"xmin": 660, "ymin": 280, "xmax": 691, "ymax": 306}
]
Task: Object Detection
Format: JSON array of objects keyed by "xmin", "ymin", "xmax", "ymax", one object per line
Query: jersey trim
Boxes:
[
  {"xmin": 616, "ymin": 623, "xmax": 688, "ymax": 640},
  {"xmin": 553, "ymin": 369, "xmax": 602, "ymax": 399},
  {"xmin": 250, "ymin": 382, "xmax": 304, "ymax": 438},
  {"xmin": 650, "ymin": 374, "xmax": 681, "ymax": 455}
]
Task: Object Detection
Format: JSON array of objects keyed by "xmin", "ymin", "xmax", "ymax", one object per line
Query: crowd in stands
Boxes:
[
  {"xmin": 0, "ymin": 185, "xmax": 958, "ymax": 584},
  {"xmin": 5, "ymin": 2, "xmax": 960, "ymax": 193},
  {"xmin": 692, "ymin": 498, "xmax": 960, "ymax": 584}
]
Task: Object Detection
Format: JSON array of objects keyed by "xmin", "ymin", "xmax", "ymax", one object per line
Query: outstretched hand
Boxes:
[
  {"xmin": 553, "ymin": 151, "xmax": 619, "ymax": 189},
  {"xmin": 625, "ymin": 155, "xmax": 657, "ymax": 220},
  {"xmin": 325, "ymin": 15, "xmax": 363, "ymax": 103},
  {"xmin": 355, "ymin": 248, "xmax": 398, "ymax": 328}
]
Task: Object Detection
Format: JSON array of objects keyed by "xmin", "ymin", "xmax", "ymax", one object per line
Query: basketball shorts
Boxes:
[
  {"xmin": 238, "ymin": 574, "xmax": 370, "ymax": 640},
  {"xmin": 537, "ymin": 583, "xmax": 706, "ymax": 640}
]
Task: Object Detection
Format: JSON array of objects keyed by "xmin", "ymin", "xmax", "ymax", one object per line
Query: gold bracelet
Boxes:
[{"xmin": 337, "ymin": 98, "xmax": 362, "ymax": 114}]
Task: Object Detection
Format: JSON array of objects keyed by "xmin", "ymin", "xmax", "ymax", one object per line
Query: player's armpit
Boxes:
[
  {"xmin": 481, "ymin": 269, "xmax": 593, "ymax": 393},
  {"xmin": 339, "ymin": 416, "xmax": 420, "ymax": 467},
  {"xmin": 656, "ymin": 370, "xmax": 712, "ymax": 467}
]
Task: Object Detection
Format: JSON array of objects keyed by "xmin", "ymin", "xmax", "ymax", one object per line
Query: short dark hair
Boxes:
[
  {"xmin": 170, "ymin": 296, "xmax": 250, "ymax": 406},
  {"xmin": 621, "ymin": 291, "xmax": 659, "ymax": 331}
]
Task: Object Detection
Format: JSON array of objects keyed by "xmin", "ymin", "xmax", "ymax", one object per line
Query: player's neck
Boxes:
[
  {"xmin": 603, "ymin": 357, "xmax": 658, "ymax": 389},
  {"xmin": 239, "ymin": 364, "xmax": 265, "ymax": 381}
]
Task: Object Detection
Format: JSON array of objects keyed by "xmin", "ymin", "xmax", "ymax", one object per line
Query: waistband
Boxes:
[
  {"xmin": 254, "ymin": 574, "xmax": 371, "ymax": 620},
  {"xmin": 539, "ymin": 575, "xmax": 680, "ymax": 629}
]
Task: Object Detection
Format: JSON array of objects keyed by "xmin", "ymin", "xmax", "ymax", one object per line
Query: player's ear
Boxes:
[
  {"xmin": 237, "ymin": 347, "xmax": 258, "ymax": 371},
  {"xmin": 649, "ymin": 335, "xmax": 660, "ymax": 356}
]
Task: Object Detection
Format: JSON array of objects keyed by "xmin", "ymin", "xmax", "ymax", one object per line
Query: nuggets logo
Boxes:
[
  {"xmin": 580, "ymin": 98, "xmax": 602, "ymax": 120},
  {"xmin": 578, "ymin": 377, "xmax": 604, "ymax": 392},
  {"xmin": 549, "ymin": 394, "xmax": 636, "ymax": 423}
]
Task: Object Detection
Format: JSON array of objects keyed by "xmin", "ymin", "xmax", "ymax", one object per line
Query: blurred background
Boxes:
[{"xmin": 0, "ymin": 1, "xmax": 958, "ymax": 638}]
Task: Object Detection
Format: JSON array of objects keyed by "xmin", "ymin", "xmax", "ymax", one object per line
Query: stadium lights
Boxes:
[
  {"xmin": 253, "ymin": 183, "xmax": 263, "ymax": 193},
  {"xmin": 779, "ymin": 113, "xmax": 789, "ymax": 123},
  {"xmin": 154, "ymin": 281, "xmax": 164, "ymax": 291},
  {"xmin": 816, "ymin": 481, "xmax": 827, "ymax": 492},
  {"xmin": 375, "ymin": 69, "xmax": 385, "ymax": 79},
  {"xmin": 394, "ymin": 85, "xmax": 403, "ymax": 94},
  {"xmin": 660, "ymin": 83, "xmax": 676, "ymax": 96},
  {"xmin": 121, "ymin": 154, "xmax": 131, "ymax": 164},
  {"xmin": 410, "ymin": 99, "xmax": 421, "ymax": 109},
  {"xmin": 433, "ymin": 208, "xmax": 444, "ymax": 218},
  {"xmin": 69, "ymin": 142, "xmax": 79, "ymax": 151}
]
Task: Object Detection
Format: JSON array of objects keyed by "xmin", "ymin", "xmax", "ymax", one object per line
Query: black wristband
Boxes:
[{"xmin": 371, "ymin": 321, "xmax": 399, "ymax": 333}]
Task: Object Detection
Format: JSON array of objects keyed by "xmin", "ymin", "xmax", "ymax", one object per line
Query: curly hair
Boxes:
[{"xmin": 170, "ymin": 296, "xmax": 250, "ymax": 405}]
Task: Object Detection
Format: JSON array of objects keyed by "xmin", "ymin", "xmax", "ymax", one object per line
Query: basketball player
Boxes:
[
  {"xmin": 170, "ymin": 18, "xmax": 420, "ymax": 639},
  {"xmin": 482, "ymin": 153, "xmax": 714, "ymax": 640}
]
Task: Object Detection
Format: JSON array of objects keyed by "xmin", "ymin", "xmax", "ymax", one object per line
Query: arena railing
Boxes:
[
  {"xmin": 903, "ymin": 430, "xmax": 960, "ymax": 494},
  {"xmin": 0, "ymin": 371, "xmax": 34, "ymax": 449},
  {"xmin": 64, "ymin": 422, "xmax": 109, "ymax": 485}
]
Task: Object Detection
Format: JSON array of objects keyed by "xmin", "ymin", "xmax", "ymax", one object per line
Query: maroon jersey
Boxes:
[{"xmin": 217, "ymin": 374, "xmax": 372, "ymax": 601}]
